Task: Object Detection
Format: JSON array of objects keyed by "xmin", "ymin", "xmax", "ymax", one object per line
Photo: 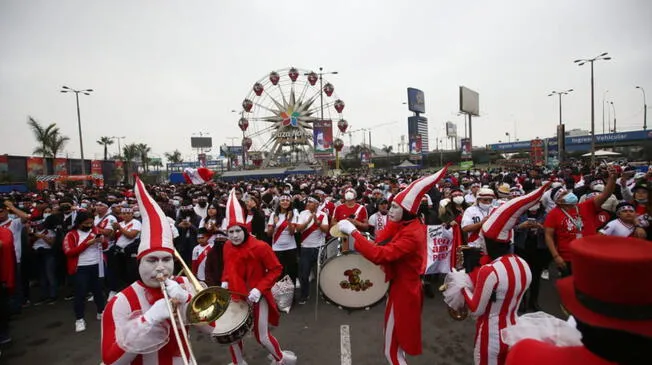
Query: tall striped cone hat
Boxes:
[
  {"xmin": 392, "ymin": 163, "xmax": 451, "ymax": 215},
  {"xmin": 225, "ymin": 188, "xmax": 246, "ymax": 229},
  {"xmin": 481, "ymin": 182, "xmax": 551, "ymax": 243},
  {"xmin": 134, "ymin": 176, "xmax": 175, "ymax": 259}
]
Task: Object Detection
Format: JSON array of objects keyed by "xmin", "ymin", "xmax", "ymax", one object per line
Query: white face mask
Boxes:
[
  {"xmin": 43, "ymin": 213, "xmax": 51, "ymax": 219},
  {"xmin": 592, "ymin": 184, "xmax": 605, "ymax": 192},
  {"xmin": 172, "ymin": 200, "xmax": 180, "ymax": 207},
  {"xmin": 227, "ymin": 226, "xmax": 246, "ymax": 245},
  {"xmin": 479, "ymin": 203, "xmax": 493, "ymax": 211},
  {"xmin": 388, "ymin": 202, "xmax": 404, "ymax": 222},
  {"xmin": 344, "ymin": 192, "xmax": 355, "ymax": 201},
  {"xmin": 452, "ymin": 196, "xmax": 465, "ymax": 205},
  {"xmin": 139, "ymin": 251, "xmax": 174, "ymax": 288}
]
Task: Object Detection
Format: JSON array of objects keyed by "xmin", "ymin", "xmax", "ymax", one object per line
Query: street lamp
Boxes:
[
  {"xmin": 574, "ymin": 52, "xmax": 611, "ymax": 166},
  {"xmin": 61, "ymin": 86, "xmax": 93, "ymax": 175},
  {"xmin": 505, "ymin": 132, "xmax": 511, "ymax": 143},
  {"xmin": 548, "ymin": 89, "xmax": 574, "ymax": 125},
  {"xmin": 602, "ymin": 90, "xmax": 609, "ymax": 134},
  {"xmin": 111, "ymin": 136, "xmax": 126, "ymax": 159},
  {"xmin": 610, "ymin": 101, "xmax": 617, "ymax": 132},
  {"xmin": 636, "ymin": 86, "xmax": 647, "ymax": 130},
  {"xmin": 305, "ymin": 67, "xmax": 338, "ymax": 167}
]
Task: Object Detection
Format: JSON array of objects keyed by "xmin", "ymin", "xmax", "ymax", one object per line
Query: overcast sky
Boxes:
[{"xmin": 1, "ymin": 0, "xmax": 651, "ymax": 162}]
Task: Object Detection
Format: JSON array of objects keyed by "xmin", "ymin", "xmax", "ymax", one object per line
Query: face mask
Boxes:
[
  {"xmin": 81, "ymin": 203, "xmax": 88, "ymax": 209},
  {"xmin": 636, "ymin": 198, "xmax": 648, "ymax": 204},
  {"xmin": 43, "ymin": 213, "xmax": 51, "ymax": 219},
  {"xmin": 133, "ymin": 211, "xmax": 141, "ymax": 218},
  {"xmin": 592, "ymin": 184, "xmax": 605, "ymax": 192},
  {"xmin": 79, "ymin": 225, "xmax": 93, "ymax": 232},
  {"xmin": 563, "ymin": 193, "xmax": 579, "ymax": 205},
  {"xmin": 172, "ymin": 200, "xmax": 180, "ymax": 207},
  {"xmin": 198, "ymin": 201, "xmax": 207, "ymax": 208},
  {"xmin": 227, "ymin": 226, "xmax": 246, "ymax": 245},
  {"xmin": 139, "ymin": 251, "xmax": 174, "ymax": 288},
  {"xmin": 388, "ymin": 202, "xmax": 404, "ymax": 222},
  {"xmin": 452, "ymin": 196, "xmax": 464, "ymax": 205},
  {"xmin": 344, "ymin": 192, "xmax": 355, "ymax": 201},
  {"xmin": 479, "ymin": 203, "xmax": 493, "ymax": 211}
]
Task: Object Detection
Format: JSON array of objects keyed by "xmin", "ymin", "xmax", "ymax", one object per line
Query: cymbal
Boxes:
[{"xmin": 329, "ymin": 224, "xmax": 347, "ymax": 238}]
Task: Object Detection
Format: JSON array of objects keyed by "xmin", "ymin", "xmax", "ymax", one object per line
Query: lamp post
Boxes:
[
  {"xmin": 111, "ymin": 136, "xmax": 126, "ymax": 159},
  {"xmin": 505, "ymin": 132, "xmax": 511, "ymax": 143},
  {"xmin": 60, "ymin": 86, "xmax": 93, "ymax": 175},
  {"xmin": 636, "ymin": 86, "xmax": 647, "ymax": 130},
  {"xmin": 602, "ymin": 90, "xmax": 609, "ymax": 134},
  {"xmin": 574, "ymin": 52, "xmax": 611, "ymax": 166},
  {"xmin": 548, "ymin": 89, "xmax": 574, "ymax": 125},
  {"xmin": 610, "ymin": 101, "xmax": 617, "ymax": 132},
  {"xmin": 306, "ymin": 67, "xmax": 338, "ymax": 168}
]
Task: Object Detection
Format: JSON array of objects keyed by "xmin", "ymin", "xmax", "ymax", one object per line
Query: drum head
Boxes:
[
  {"xmin": 212, "ymin": 299, "xmax": 250, "ymax": 335},
  {"xmin": 319, "ymin": 237, "xmax": 341, "ymax": 265},
  {"xmin": 318, "ymin": 252, "xmax": 389, "ymax": 309}
]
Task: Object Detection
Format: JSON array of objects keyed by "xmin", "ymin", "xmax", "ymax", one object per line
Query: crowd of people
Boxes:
[{"xmin": 0, "ymin": 160, "xmax": 651, "ymax": 364}]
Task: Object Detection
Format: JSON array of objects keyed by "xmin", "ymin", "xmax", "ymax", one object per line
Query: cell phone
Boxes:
[{"xmin": 349, "ymin": 214, "xmax": 356, "ymax": 219}]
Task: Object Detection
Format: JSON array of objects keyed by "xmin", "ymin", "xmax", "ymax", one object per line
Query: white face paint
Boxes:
[
  {"xmin": 139, "ymin": 251, "xmax": 174, "ymax": 288},
  {"xmin": 388, "ymin": 202, "xmax": 404, "ymax": 222},
  {"xmin": 227, "ymin": 226, "xmax": 246, "ymax": 245}
]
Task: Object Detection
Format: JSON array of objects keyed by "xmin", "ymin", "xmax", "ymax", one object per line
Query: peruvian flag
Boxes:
[{"xmin": 183, "ymin": 167, "xmax": 214, "ymax": 185}]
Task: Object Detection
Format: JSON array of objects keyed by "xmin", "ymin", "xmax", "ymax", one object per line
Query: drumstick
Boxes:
[{"xmin": 315, "ymin": 244, "xmax": 323, "ymax": 321}]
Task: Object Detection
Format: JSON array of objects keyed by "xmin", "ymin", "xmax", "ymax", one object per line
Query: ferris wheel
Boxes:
[{"xmin": 235, "ymin": 67, "xmax": 349, "ymax": 168}]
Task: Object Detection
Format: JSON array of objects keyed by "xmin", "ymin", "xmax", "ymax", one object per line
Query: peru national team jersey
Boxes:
[{"xmin": 332, "ymin": 203, "xmax": 367, "ymax": 223}]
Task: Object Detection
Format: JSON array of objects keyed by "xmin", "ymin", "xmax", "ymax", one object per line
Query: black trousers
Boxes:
[
  {"xmin": 275, "ymin": 248, "xmax": 298, "ymax": 286},
  {"xmin": 516, "ymin": 244, "xmax": 551, "ymax": 308},
  {"xmin": 0, "ymin": 284, "xmax": 9, "ymax": 337}
]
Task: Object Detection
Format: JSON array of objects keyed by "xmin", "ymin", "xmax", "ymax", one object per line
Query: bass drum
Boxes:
[
  {"xmin": 210, "ymin": 299, "xmax": 253, "ymax": 344},
  {"xmin": 318, "ymin": 234, "xmax": 388, "ymax": 309}
]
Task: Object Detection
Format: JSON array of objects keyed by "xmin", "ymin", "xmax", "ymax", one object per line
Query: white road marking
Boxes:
[{"xmin": 340, "ymin": 324, "xmax": 352, "ymax": 365}]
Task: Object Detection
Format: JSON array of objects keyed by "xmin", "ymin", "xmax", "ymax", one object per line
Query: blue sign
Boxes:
[
  {"xmin": 407, "ymin": 87, "xmax": 425, "ymax": 114},
  {"xmin": 486, "ymin": 129, "xmax": 652, "ymax": 152}
]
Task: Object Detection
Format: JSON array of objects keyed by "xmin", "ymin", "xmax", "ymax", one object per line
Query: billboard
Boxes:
[
  {"xmin": 91, "ymin": 160, "xmax": 102, "ymax": 175},
  {"xmin": 313, "ymin": 119, "xmax": 334, "ymax": 159},
  {"xmin": 409, "ymin": 134, "xmax": 423, "ymax": 159},
  {"xmin": 460, "ymin": 138, "xmax": 472, "ymax": 160},
  {"xmin": 446, "ymin": 121, "xmax": 457, "ymax": 138},
  {"xmin": 0, "ymin": 155, "xmax": 8, "ymax": 175},
  {"xmin": 459, "ymin": 86, "xmax": 480, "ymax": 116},
  {"xmin": 191, "ymin": 137, "xmax": 212, "ymax": 149},
  {"xmin": 54, "ymin": 158, "xmax": 67, "ymax": 175},
  {"xmin": 26, "ymin": 157, "xmax": 44, "ymax": 177},
  {"xmin": 530, "ymin": 139, "xmax": 544, "ymax": 166},
  {"xmin": 407, "ymin": 87, "xmax": 426, "ymax": 114}
]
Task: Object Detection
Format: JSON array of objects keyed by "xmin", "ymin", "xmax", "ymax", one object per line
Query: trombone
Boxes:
[{"xmin": 158, "ymin": 250, "xmax": 232, "ymax": 365}]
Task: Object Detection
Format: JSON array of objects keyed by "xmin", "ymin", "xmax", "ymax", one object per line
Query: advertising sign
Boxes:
[
  {"xmin": 91, "ymin": 160, "xmax": 102, "ymax": 175},
  {"xmin": 459, "ymin": 86, "xmax": 480, "ymax": 116},
  {"xmin": 54, "ymin": 158, "xmax": 68, "ymax": 175},
  {"xmin": 361, "ymin": 151, "xmax": 371, "ymax": 164},
  {"xmin": 313, "ymin": 119, "xmax": 334, "ymax": 159},
  {"xmin": 407, "ymin": 87, "xmax": 426, "ymax": 114},
  {"xmin": 409, "ymin": 134, "xmax": 423, "ymax": 160},
  {"xmin": 460, "ymin": 161, "xmax": 474, "ymax": 170},
  {"xmin": 460, "ymin": 138, "xmax": 472, "ymax": 160},
  {"xmin": 446, "ymin": 121, "xmax": 457, "ymax": 138},
  {"xmin": 530, "ymin": 139, "xmax": 544, "ymax": 166},
  {"xmin": 26, "ymin": 157, "xmax": 44, "ymax": 177},
  {"xmin": 191, "ymin": 137, "xmax": 212, "ymax": 149},
  {"xmin": 0, "ymin": 155, "xmax": 8, "ymax": 175}
]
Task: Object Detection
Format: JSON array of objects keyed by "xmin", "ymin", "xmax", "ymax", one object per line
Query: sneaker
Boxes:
[
  {"xmin": 75, "ymin": 319, "xmax": 86, "ymax": 333},
  {"xmin": 298, "ymin": 298, "xmax": 308, "ymax": 305},
  {"xmin": 64, "ymin": 295, "xmax": 74, "ymax": 301},
  {"xmin": 33, "ymin": 299, "xmax": 47, "ymax": 306},
  {"xmin": 87, "ymin": 295, "xmax": 94, "ymax": 302},
  {"xmin": 541, "ymin": 270, "xmax": 549, "ymax": 280},
  {"xmin": 270, "ymin": 350, "xmax": 297, "ymax": 365},
  {"xmin": 96, "ymin": 312, "xmax": 102, "ymax": 320}
]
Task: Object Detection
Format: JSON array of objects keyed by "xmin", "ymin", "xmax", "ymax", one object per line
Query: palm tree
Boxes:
[
  {"xmin": 164, "ymin": 149, "xmax": 183, "ymax": 164},
  {"xmin": 381, "ymin": 144, "xmax": 393, "ymax": 160},
  {"xmin": 345, "ymin": 144, "xmax": 365, "ymax": 160},
  {"xmin": 49, "ymin": 131, "xmax": 70, "ymax": 158},
  {"xmin": 97, "ymin": 136, "xmax": 114, "ymax": 160},
  {"xmin": 122, "ymin": 143, "xmax": 139, "ymax": 181},
  {"xmin": 137, "ymin": 143, "xmax": 151, "ymax": 172},
  {"xmin": 150, "ymin": 159, "xmax": 163, "ymax": 172},
  {"xmin": 27, "ymin": 116, "xmax": 58, "ymax": 174}
]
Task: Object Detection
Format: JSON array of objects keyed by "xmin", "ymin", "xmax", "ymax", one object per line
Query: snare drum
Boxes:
[
  {"xmin": 210, "ymin": 299, "xmax": 253, "ymax": 344},
  {"xmin": 318, "ymin": 248, "xmax": 388, "ymax": 309}
]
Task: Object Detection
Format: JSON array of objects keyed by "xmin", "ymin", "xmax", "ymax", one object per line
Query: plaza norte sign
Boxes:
[{"xmin": 486, "ymin": 129, "xmax": 652, "ymax": 152}]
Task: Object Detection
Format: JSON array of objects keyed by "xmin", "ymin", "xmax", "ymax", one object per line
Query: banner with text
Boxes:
[
  {"xmin": 424, "ymin": 225, "xmax": 456, "ymax": 275},
  {"xmin": 313, "ymin": 119, "xmax": 334, "ymax": 159},
  {"xmin": 26, "ymin": 157, "xmax": 44, "ymax": 177}
]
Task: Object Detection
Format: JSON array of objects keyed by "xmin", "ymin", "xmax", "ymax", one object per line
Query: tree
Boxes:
[
  {"xmin": 164, "ymin": 149, "xmax": 183, "ymax": 164},
  {"xmin": 97, "ymin": 136, "xmax": 114, "ymax": 160},
  {"xmin": 381, "ymin": 144, "xmax": 393, "ymax": 160},
  {"xmin": 137, "ymin": 143, "xmax": 151, "ymax": 172},
  {"xmin": 150, "ymin": 159, "xmax": 163, "ymax": 172},
  {"xmin": 27, "ymin": 116, "xmax": 59, "ymax": 174},
  {"xmin": 48, "ymin": 131, "xmax": 70, "ymax": 158},
  {"xmin": 345, "ymin": 144, "xmax": 365, "ymax": 160},
  {"xmin": 122, "ymin": 143, "xmax": 139, "ymax": 182}
]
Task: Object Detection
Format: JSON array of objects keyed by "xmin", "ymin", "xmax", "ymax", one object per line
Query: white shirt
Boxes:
[
  {"xmin": 32, "ymin": 228, "xmax": 55, "ymax": 250},
  {"xmin": 0, "ymin": 218, "xmax": 23, "ymax": 263},
  {"xmin": 599, "ymin": 218, "xmax": 635, "ymax": 237},
  {"xmin": 464, "ymin": 193, "xmax": 476, "ymax": 204},
  {"xmin": 268, "ymin": 210, "xmax": 299, "ymax": 251},
  {"xmin": 297, "ymin": 210, "xmax": 328, "ymax": 248},
  {"xmin": 191, "ymin": 243, "xmax": 213, "ymax": 281},
  {"xmin": 541, "ymin": 189, "xmax": 556, "ymax": 213},
  {"xmin": 461, "ymin": 205, "xmax": 490, "ymax": 248},
  {"xmin": 115, "ymin": 219, "xmax": 142, "ymax": 249},
  {"xmin": 194, "ymin": 204, "xmax": 208, "ymax": 219},
  {"xmin": 77, "ymin": 230, "xmax": 101, "ymax": 266},
  {"xmin": 368, "ymin": 212, "xmax": 388, "ymax": 233}
]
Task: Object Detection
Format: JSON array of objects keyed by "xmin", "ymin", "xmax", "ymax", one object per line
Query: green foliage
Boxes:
[{"xmin": 97, "ymin": 136, "xmax": 114, "ymax": 160}]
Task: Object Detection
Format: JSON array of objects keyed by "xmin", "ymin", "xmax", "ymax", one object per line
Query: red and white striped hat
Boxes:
[
  {"xmin": 134, "ymin": 176, "xmax": 175, "ymax": 259},
  {"xmin": 392, "ymin": 164, "xmax": 450, "ymax": 215},
  {"xmin": 481, "ymin": 182, "xmax": 551, "ymax": 243},
  {"xmin": 224, "ymin": 188, "xmax": 246, "ymax": 229}
]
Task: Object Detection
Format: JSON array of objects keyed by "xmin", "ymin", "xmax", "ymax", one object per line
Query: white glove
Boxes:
[
  {"xmin": 338, "ymin": 220, "xmax": 357, "ymax": 235},
  {"xmin": 165, "ymin": 279, "xmax": 190, "ymax": 303},
  {"xmin": 143, "ymin": 299, "xmax": 170, "ymax": 324},
  {"xmin": 221, "ymin": 282, "xmax": 229, "ymax": 289},
  {"xmin": 247, "ymin": 288, "xmax": 261, "ymax": 303}
]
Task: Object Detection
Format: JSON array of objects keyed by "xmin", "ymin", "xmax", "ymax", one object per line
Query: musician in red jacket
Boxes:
[
  {"xmin": 506, "ymin": 236, "xmax": 652, "ymax": 365},
  {"xmin": 337, "ymin": 166, "xmax": 449, "ymax": 365},
  {"xmin": 0, "ymin": 227, "xmax": 15, "ymax": 344},
  {"xmin": 222, "ymin": 189, "xmax": 296, "ymax": 365}
]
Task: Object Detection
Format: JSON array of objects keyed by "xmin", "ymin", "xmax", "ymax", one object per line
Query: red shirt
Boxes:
[
  {"xmin": 544, "ymin": 200, "xmax": 598, "ymax": 261},
  {"xmin": 332, "ymin": 203, "xmax": 368, "ymax": 223},
  {"xmin": 0, "ymin": 227, "xmax": 15, "ymax": 292}
]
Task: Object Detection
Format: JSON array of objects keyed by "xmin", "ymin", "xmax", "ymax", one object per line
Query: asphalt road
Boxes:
[{"xmin": 1, "ymin": 271, "xmax": 564, "ymax": 365}]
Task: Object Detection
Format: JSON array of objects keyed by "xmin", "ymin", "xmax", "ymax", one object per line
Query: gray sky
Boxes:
[{"xmin": 1, "ymin": 0, "xmax": 651, "ymax": 162}]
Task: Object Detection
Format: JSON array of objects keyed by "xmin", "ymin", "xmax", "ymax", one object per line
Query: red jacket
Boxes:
[
  {"xmin": 0, "ymin": 227, "xmax": 15, "ymax": 293},
  {"xmin": 352, "ymin": 219, "xmax": 427, "ymax": 355},
  {"xmin": 506, "ymin": 339, "xmax": 616, "ymax": 365},
  {"xmin": 222, "ymin": 234, "xmax": 283, "ymax": 326},
  {"xmin": 62, "ymin": 229, "xmax": 106, "ymax": 275}
]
